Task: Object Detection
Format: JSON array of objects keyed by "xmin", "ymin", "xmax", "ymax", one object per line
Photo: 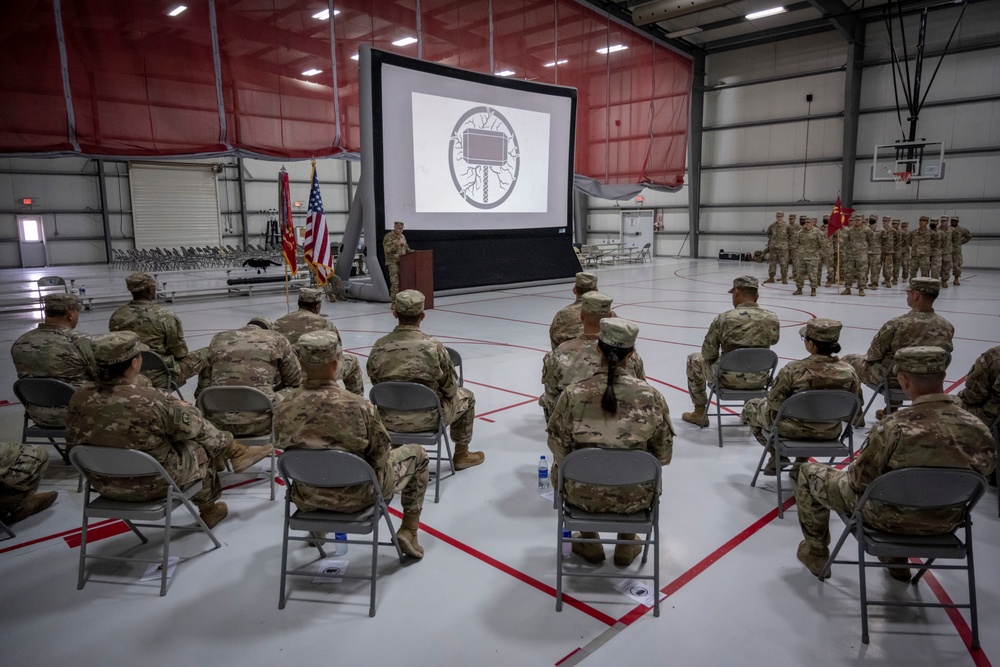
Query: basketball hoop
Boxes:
[{"xmin": 891, "ymin": 171, "xmax": 911, "ymax": 190}]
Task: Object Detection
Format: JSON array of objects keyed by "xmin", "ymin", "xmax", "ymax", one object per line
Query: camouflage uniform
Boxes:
[
  {"xmin": 891, "ymin": 221, "xmax": 905, "ymax": 284},
  {"xmin": 927, "ymin": 223, "xmax": 943, "ymax": 279},
  {"xmin": 686, "ymin": 297, "xmax": 780, "ymax": 407},
  {"xmin": 764, "ymin": 216, "xmax": 790, "ymax": 282},
  {"xmin": 549, "ymin": 272, "xmax": 609, "ymax": 350},
  {"xmin": 866, "ymin": 221, "xmax": 881, "ymax": 289},
  {"xmin": 910, "ymin": 220, "xmax": 933, "ymax": 277},
  {"xmin": 937, "ymin": 222, "xmax": 952, "ymax": 289},
  {"xmin": 322, "ymin": 273, "xmax": 347, "ymax": 302},
  {"xmin": 793, "ymin": 223, "xmax": 823, "ymax": 294},
  {"xmin": 0, "ymin": 443, "xmax": 49, "ymax": 515},
  {"xmin": 547, "ymin": 371, "xmax": 673, "ymax": 513},
  {"xmin": 11, "ymin": 322, "xmax": 97, "ymax": 427},
  {"xmin": 196, "ymin": 323, "xmax": 302, "ymax": 436},
  {"xmin": 898, "ymin": 223, "xmax": 912, "ymax": 280},
  {"xmin": 367, "ymin": 325, "xmax": 476, "ymax": 452},
  {"xmin": 950, "ymin": 219, "xmax": 972, "ymax": 284},
  {"xmin": 273, "ymin": 308, "xmax": 364, "ymax": 395},
  {"xmin": 958, "ymin": 345, "xmax": 1000, "ymax": 427},
  {"xmin": 787, "ymin": 216, "xmax": 800, "ymax": 278},
  {"xmin": 880, "ymin": 220, "xmax": 895, "ymax": 287},
  {"xmin": 67, "ymin": 377, "xmax": 233, "ymax": 508},
  {"xmin": 796, "ymin": 393, "xmax": 996, "ymax": 555},
  {"xmin": 841, "ymin": 280, "xmax": 954, "ymax": 386},
  {"xmin": 275, "ymin": 378, "xmax": 428, "ymax": 514},
  {"xmin": 382, "ymin": 225, "xmax": 411, "ymax": 300},
  {"xmin": 841, "ymin": 220, "xmax": 869, "ymax": 292},
  {"xmin": 819, "ymin": 223, "xmax": 834, "ymax": 285},
  {"xmin": 108, "ymin": 299, "xmax": 208, "ymax": 389},
  {"xmin": 540, "ymin": 334, "xmax": 645, "ymax": 421}
]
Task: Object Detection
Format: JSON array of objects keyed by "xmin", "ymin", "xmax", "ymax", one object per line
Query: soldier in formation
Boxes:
[
  {"xmin": 866, "ymin": 217, "xmax": 881, "ymax": 290},
  {"xmin": 382, "ymin": 220, "xmax": 411, "ymax": 301},
  {"xmin": 891, "ymin": 219, "xmax": 905, "ymax": 284},
  {"xmin": 681, "ymin": 276, "xmax": 780, "ymax": 427},
  {"xmin": 794, "ymin": 346, "xmax": 996, "ymax": 580},
  {"xmin": 786, "ymin": 214, "xmax": 800, "ymax": 279},
  {"xmin": 840, "ymin": 215, "xmax": 869, "ymax": 296},
  {"xmin": 276, "ymin": 331, "xmax": 429, "ymax": 559},
  {"xmin": 547, "ymin": 318, "xmax": 673, "ymax": 566},
  {"xmin": 273, "ymin": 287, "xmax": 364, "ymax": 395},
  {"xmin": 880, "ymin": 216, "xmax": 895, "ymax": 288},
  {"xmin": 949, "ymin": 216, "xmax": 972, "ymax": 286},
  {"xmin": 367, "ymin": 290, "xmax": 485, "ymax": 470},
  {"xmin": 792, "ymin": 217, "xmax": 822, "ymax": 296},
  {"xmin": 763, "ymin": 212, "xmax": 790, "ymax": 285},
  {"xmin": 936, "ymin": 216, "xmax": 952, "ymax": 289},
  {"xmin": 819, "ymin": 217, "xmax": 835, "ymax": 287},
  {"xmin": 909, "ymin": 216, "xmax": 932, "ymax": 278}
]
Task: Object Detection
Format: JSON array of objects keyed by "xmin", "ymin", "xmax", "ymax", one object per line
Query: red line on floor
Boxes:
[
  {"xmin": 915, "ymin": 567, "xmax": 992, "ymax": 667},
  {"xmin": 0, "ymin": 518, "xmax": 119, "ymax": 555},
  {"xmin": 64, "ymin": 520, "xmax": 132, "ymax": 548},
  {"xmin": 465, "ymin": 380, "xmax": 539, "ymax": 400},
  {"xmin": 475, "ymin": 397, "xmax": 539, "ymax": 420},
  {"xmin": 555, "ymin": 648, "xmax": 582, "ymax": 666},
  {"xmin": 645, "ymin": 376, "xmax": 739, "ymax": 415},
  {"xmin": 387, "ymin": 506, "xmax": 618, "ymax": 627},
  {"xmin": 944, "ymin": 375, "xmax": 968, "ymax": 395}
]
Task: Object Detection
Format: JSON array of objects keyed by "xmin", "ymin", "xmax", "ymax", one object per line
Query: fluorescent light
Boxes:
[
  {"xmin": 392, "ymin": 36, "xmax": 418, "ymax": 47},
  {"xmin": 312, "ymin": 8, "xmax": 340, "ymax": 20},
  {"xmin": 302, "ymin": 68, "xmax": 323, "ymax": 77},
  {"xmin": 746, "ymin": 6, "xmax": 787, "ymax": 20},
  {"xmin": 597, "ymin": 44, "xmax": 628, "ymax": 55},
  {"xmin": 544, "ymin": 59, "xmax": 569, "ymax": 67},
  {"xmin": 167, "ymin": 5, "xmax": 187, "ymax": 17},
  {"xmin": 495, "ymin": 70, "xmax": 515, "ymax": 77},
  {"xmin": 666, "ymin": 26, "xmax": 703, "ymax": 39},
  {"xmin": 350, "ymin": 54, "xmax": 359, "ymax": 60}
]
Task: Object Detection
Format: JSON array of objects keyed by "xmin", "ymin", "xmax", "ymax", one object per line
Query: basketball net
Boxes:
[{"xmin": 892, "ymin": 171, "xmax": 912, "ymax": 190}]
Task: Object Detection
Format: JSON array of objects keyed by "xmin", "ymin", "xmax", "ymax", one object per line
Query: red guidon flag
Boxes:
[
  {"xmin": 278, "ymin": 167, "xmax": 296, "ymax": 274},
  {"xmin": 828, "ymin": 196, "xmax": 853, "ymax": 238},
  {"xmin": 303, "ymin": 161, "xmax": 333, "ymax": 286}
]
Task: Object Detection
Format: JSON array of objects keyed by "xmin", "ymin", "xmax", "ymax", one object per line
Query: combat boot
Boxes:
[
  {"xmin": 7, "ymin": 491, "xmax": 58, "ymax": 523},
  {"xmin": 840, "ymin": 288, "xmax": 851, "ymax": 295},
  {"xmin": 199, "ymin": 501, "xmax": 228, "ymax": 529},
  {"xmin": 227, "ymin": 441, "xmax": 273, "ymax": 473},
  {"xmin": 395, "ymin": 510, "xmax": 424, "ymax": 559},
  {"xmin": 453, "ymin": 444, "xmax": 485, "ymax": 470},
  {"xmin": 762, "ymin": 454, "xmax": 791, "ymax": 476},
  {"xmin": 762, "ymin": 277, "xmax": 775, "ymax": 285},
  {"xmin": 858, "ymin": 288, "xmax": 865, "ymax": 296},
  {"xmin": 884, "ymin": 280, "xmax": 892, "ymax": 288},
  {"xmin": 681, "ymin": 405, "xmax": 710, "ymax": 427},
  {"xmin": 810, "ymin": 287, "xmax": 817, "ymax": 297},
  {"xmin": 780, "ymin": 278, "xmax": 788, "ymax": 285},
  {"xmin": 797, "ymin": 540, "xmax": 831, "ymax": 580},
  {"xmin": 940, "ymin": 281, "xmax": 949, "ymax": 289},
  {"xmin": 879, "ymin": 556, "xmax": 912, "ymax": 582},
  {"xmin": 572, "ymin": 531, "xmax": 606, "ymax": 563},
  {"xmin": 614, "ymin": 533, "xmax": 642, "ymax": 567},
  {"xmin": 953, "ymin": 278, "xmax": 960, "ymax": 286},
  {"xmin": 792, "ymin": 288, "xmax": 803, "ymax": 295},
  {"xmin": 826, "ymin": 280, "xmax": 835, "ymax": 288}
]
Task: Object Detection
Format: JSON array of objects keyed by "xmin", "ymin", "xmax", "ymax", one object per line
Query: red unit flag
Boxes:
[{"xmin": 279, "ymin": 167, "xmax": 296, "ymax": 273}]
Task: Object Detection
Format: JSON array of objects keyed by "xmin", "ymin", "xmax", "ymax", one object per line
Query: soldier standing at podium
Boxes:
[{"xmin": 383, "ymin": 220, "xmax": 412, "ymax": 300}]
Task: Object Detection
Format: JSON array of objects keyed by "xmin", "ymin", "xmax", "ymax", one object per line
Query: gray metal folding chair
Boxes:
[
  {"xmin": 277, "ymin": 449, "xmax": 404, "ymax": 616},
  {"xmin": 750, "ymin": 389, "xmax": 861, "ymax": 518},
  {"xmin": 705, "ymin": 348, "xmax": 778, "ymax": 447},
  {"xmin": 69, "ymin": 445, "xmax": 222, "ymax": 596},
  {"xmin": 13, "ymin": 378, "xmax": 76, "ymax": 464},
  {"xmin": 140, "ymin": 350, "xmax": 184, "ymax": 398},
  {"xmin": 37, "ymin": 275, "xmax": 68, "ymax": 304},
  {"xmin": 369, "ymin": 382, "xmax": 453, "ymax": 503},
  {"xmin": 196, "ymin": 385, "xmax": 277, "ymax": 500},
  {"xmin": 555, "ymin": 448, "xmax": 662, "ymax": 617},
  {"xmin": 991, "ymin": 413, "xmax": 999, "ymax": 518},
  {"xmin": 859, "ymin": 352, "xmax": 951, "ymax": 422},
  {"xmin": 820, "ymin": 467, "xmax": 988, "ymax": 647},
  {"xmin": 445, "ymin": 346, "xmax": 463, "ymax": 387},
  {"xmin": 0, "ymin": 517, "xmax": 14, "ymax": 540}
]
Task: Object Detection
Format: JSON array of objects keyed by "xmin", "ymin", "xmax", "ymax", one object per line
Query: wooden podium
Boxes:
[{"xmin": 399, "ymin": 249, "xmax": 434, "ymax": 309}]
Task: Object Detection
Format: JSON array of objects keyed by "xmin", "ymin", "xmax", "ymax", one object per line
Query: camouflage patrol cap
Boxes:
[
  {"xmin": 799, "ymin": 318, "xmax": 842, "ymax": 343},
  {"xmin": 298, "ymin": 287, "xmax": 323, "ymax": 304},
  {"xmin": 93, "ymin": 331, "xmax": 141, "ymax": 366},
  {"xmin": 575, "ymin": 272, "xmax": 598, "ymax": 291},
  {"xmin": 894, "ymin": 346, "xmax": 949, "ymax": 375},
  {"xmin": 918, "ymin": 215, "xmax": 929, "ymax": 221},
  {"xmin": 43, "ymin": 292, "xmax": 82, "ymax": 313},
  {"xmin": 950, "ymin": 216, "xmax": 959, "ymax": 223},
  {"xmin": 598, "ymin": 317, "xmax": 638, "ymax": 349},
  {"xmin": 788, "ymin": 214, "xmax": 797, "ymax": 221},
  {"xmin": 125, "ymin": 272, "xmax": 156, "ymax": 291},
  {"xmin": 581, "ymin": 291, "xmax": 613, "ymax": 316},
  {"xmin": 394, "ymin": 289, "xmax": 425, "ymax": 316},
  {"xmin": 729, "ymin": 275, "xmax": 758, "ymax": 293},
  {"xmin": 297, "ymin": 331, "xmax": 342, "ymax": 366},
  {"xmin": 248, "ymin": 316, "xmax": 273, "ymax": 330},
  {"xmin": 901, "ymin": 221, "xmax": 909, "ymax": 227},
  {"xmin": 891, "ymin": 219, "xmax": 900, "ymax": 225},
  {"xmin": 882, "ymin": 216, "xmax": 890, "ymax": 221},
  {"xmin": 909, "ymin": 277, "xmax": 940, "ymax": 294},
  {"xmin": 775, "ymin": 211, "xmax": 784, "ymax": 217}
]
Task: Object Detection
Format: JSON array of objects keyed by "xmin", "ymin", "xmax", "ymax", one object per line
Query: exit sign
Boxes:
[{"xmin": 21, "ymin": 197, "xmax": 33, "ymax": 205}]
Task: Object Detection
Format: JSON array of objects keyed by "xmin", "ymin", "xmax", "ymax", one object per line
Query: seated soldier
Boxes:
[
  {"xmin": 67, "ymin": 332, "xmax": 272, "ymax": 528},
  {"xmin": 275, "ymin": 331, "xmax": 429, "ymax": 558},
  {"xmin": 108, "ymin": 272, "xmax": 209, "ymax": 389},
  {"xmin": 196, "ymin": 316, "xmax": 301, "ymax": 437},
  {"xmin": 0, "ymin": 443, "xmax": 57, "ymax": 525},
  {"xmin": 273, "ymin": 287, "xmax": 364, "ymax": 395},
  {"xmin": 540, "ymin": 291, "xmax": 645, "ymax": 422},
  {"xmin": 958, "ymin": 342, "xmax": 1000, "ymax": 429},
  {"xmin": 367, "ymin": 290, "xmax": 484, "ymax": 470},
  {"xmin": 549, "ymin": 272, "xmax": 611, "ymax": 350},
  {"xmin": 547, "ymin": 318, "xmax": 673, "ymax": 566},
  {"xmin": 794, "ymin": 346, "xmax": 996, "ymax": 580},
  {"xmin": 11, "ymin": 293, "xmax": 97, "ymax": 428},
  {"xmin": 742, "ymin": 318, "xmax": 862, "ymax": 475}
]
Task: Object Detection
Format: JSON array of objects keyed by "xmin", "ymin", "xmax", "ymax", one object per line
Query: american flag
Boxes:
[{"xmin": 304, "ymin": 162, "xmax": 333, "ymax": 285}]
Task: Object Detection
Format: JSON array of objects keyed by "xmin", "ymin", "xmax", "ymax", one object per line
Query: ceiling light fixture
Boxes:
[
  {"xmin": 350, "ymin": 54, "xmax": 359, "ymax": 60},
  {"xmin": 302, "ymin": 68, "xmax": 323, "ymax": 77},
  {"xmin": 495, "ymin": 70, "xmax": 515, "ymax": 77},
  {"xmin": 746, "ymin": 6, "xmax": 787, "ymax": 20},
  {"xmin": 312, "ymin": 9, "xmax": 340, "ymax": 20},
  {"xmin": 597, "ymin": 44, "xmax": 628, "ymax": 55},
  {"xmin": 392, "ymin": 36, "xmax": 418, "ymax": 47},
  {"xmin": 167, "ymin": 5, "xmax": 187, "ymax": 17},
  {"xmin": 544, "ymin": 59, "xmax": 569, "ymax": 67}
]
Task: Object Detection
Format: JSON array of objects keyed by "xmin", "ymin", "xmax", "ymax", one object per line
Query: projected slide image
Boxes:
[{"xmin": 412, "ymin": 92, "xmax": 550, "ymax": 214}]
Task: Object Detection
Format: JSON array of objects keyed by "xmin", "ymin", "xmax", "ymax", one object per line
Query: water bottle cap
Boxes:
[{"xmin": 540, "ymin": 455, "xmax": 546, "ymax": 460}]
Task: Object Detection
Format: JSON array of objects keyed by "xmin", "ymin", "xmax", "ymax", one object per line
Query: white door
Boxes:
[
  {"xmin": 17, "ymin": 215, "xmax": 48, "ymax": 267},
  {"xmin": 620, "ymin": 210, "xmax": 654, "ymax": 250}
]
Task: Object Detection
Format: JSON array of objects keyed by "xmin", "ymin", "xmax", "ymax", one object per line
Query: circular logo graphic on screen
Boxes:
[{"xmin": 448, "ymin": 106, "xmax": 520, "ymax": 209}]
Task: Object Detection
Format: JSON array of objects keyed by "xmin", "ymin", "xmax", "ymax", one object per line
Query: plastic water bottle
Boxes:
[
  {"xmin": 333, "ymin": 532, "xmax": 348, "ymax": 556},
  {"xmin": 538, "ymin": 456, "xmax": 550, "ymax": 491},
  {"xmin": 79, "ymin": 284, "xmax": 86, "ymax": 297},
  {"xmin": 562, "ymin": 530, "xmax": 572, "ymax": 557}
]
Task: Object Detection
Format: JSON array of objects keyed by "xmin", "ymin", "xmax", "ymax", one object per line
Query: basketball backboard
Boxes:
[{"xmin": 871, "ymin": 140, "xmax": 945, "ymax": 182}]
